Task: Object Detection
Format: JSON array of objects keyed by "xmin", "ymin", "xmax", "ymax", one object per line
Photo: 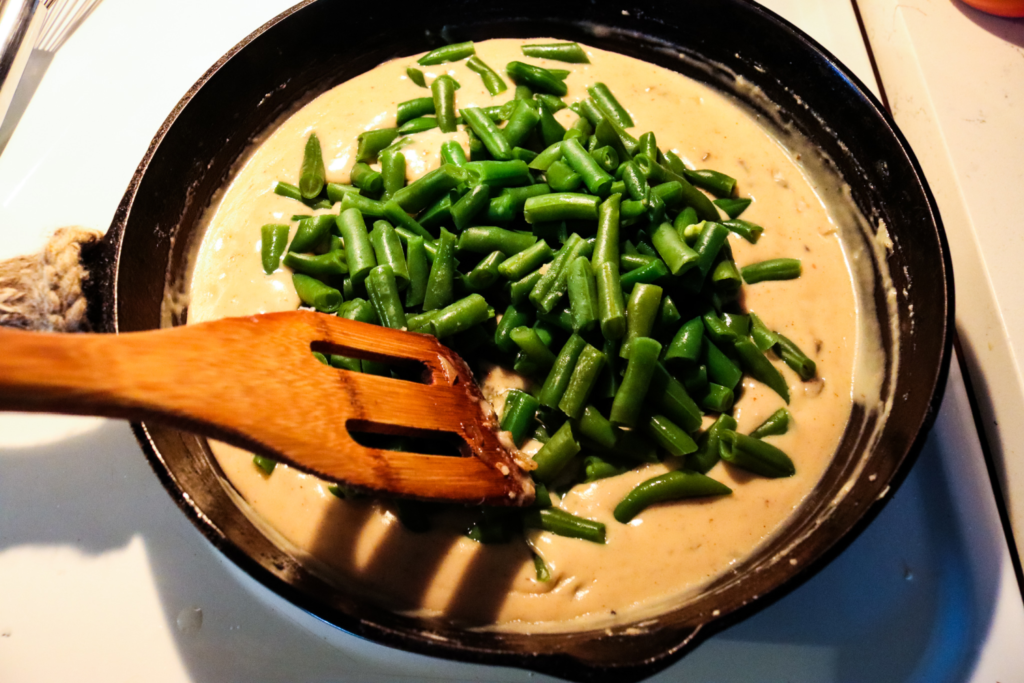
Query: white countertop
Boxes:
[{"xmin": 1, "ymin": 1, "xmax": 1022, "ymax": 681}]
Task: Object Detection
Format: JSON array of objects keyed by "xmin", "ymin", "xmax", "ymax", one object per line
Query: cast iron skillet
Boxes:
[{"xmin": 85, "ymin": 0, "xmax": 953, "ymax": 680}]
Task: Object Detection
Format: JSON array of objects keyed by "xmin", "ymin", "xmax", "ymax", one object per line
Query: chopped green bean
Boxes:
[
  {"xmin": 522, "ymin": 42, "xmax": 589, "ymax": 63},
  {"xmin": 418, "ymin": 41, "xmax": 475, "ymax": 65},
  {"xmin": 614, "ymin": 470, "xmax": 731, "ymax": 523},
  {"xmin": 261, "ymin": 224, "xmax": 290, "ymax": 274}
]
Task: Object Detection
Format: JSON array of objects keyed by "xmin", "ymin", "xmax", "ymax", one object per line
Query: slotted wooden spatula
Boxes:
[{"xmin": 0, "ymin": 311, "xmax": 534, "ymax": 506}]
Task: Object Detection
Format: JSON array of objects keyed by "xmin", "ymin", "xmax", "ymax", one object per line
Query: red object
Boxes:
[{"xmin": 961, "ymin": 0, "xmax": 1024, "ymax": 17}]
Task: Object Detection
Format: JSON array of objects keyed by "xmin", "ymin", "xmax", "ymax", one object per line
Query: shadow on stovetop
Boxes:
[{"xmin": 0, "ymin": 402, "xmax": 1002, "ymax": 682}]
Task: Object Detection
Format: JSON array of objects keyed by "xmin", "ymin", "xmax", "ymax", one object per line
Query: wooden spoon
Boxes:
[{"xmin": 0, "ymin": 310, "xmax": 534, "ymax": 506}]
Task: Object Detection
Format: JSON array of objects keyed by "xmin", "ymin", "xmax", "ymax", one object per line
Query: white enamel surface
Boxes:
[
  {"xmin": 857, "ymin": 0, "xmax": 1024, "ymax": 597},
  {"xmin": 0, "ymin": 0, "xmax": 1021, "ymax": 680}
]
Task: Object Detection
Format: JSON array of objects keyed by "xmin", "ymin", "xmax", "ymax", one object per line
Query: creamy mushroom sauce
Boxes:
[{"xmin": 187, "ymin": 39, "xmax": 872, "ymax": 633}]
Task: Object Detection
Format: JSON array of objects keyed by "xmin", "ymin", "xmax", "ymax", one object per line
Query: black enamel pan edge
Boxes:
[{"xmin": 92, "ymin": 1, "xmax": 953, "ymax": 681}]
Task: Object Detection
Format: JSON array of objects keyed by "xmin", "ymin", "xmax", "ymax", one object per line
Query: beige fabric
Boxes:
[{"xmin": 0, "ymin": 227, "xmax": 103, "ymax": 332}]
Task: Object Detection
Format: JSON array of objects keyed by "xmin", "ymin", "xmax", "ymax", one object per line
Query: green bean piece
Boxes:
[
  {"xmin": 450, "ymin": 184, "xmax": 491, "ymax": 231},
  {"xmin": 699, "ymin": 383, "xmax": 734, "ymax": 413},
  {"xmin": 463, "ymin": 250, "xmax": 505, "ymax": 291},
  {"xmin": 593, "ymin": 118, "xmax": 631, "ymax": 165},
  {"xmin": 465, "ymin": 55, "xmax": 507, "ymax": 95},
  {"xmin": 423, "ymin": 228, "xmax": 457, "ymax": 311},
  {"xmin": 499, "ymin": 389, "xmax": 540, "ymax": 447},
  {"xmin": 283, "ymin": 250, "xmax": 348, "ymax": 279},
  {"xmin": 537, "ymin": 101, "xmax": 567, "ymax": 147},
  {"xmin": 429, "ymin": 293, "xmax": 494, "ymax": 338},
  {"xmin": 574, "ymin": 404, "xmax": 618, "ymax": 450},
  {"xmin": 289, "ymin": 215, "xmax": 334, "ymax": 254},
  {"xmin": 531, "ymin": 421, "xmax": 581, "ymax": 482},
  {"xmin": 734, "ymin": 337, "xmax": 789, "ymax": 402},
  {"xmin": 523, "ymin": 192, "xmax": 600, "ymax": 223},
  {"xmin": 495, "ymin": 183, "xmax": 549, "ymax": 214},
  {"xmin": 502, "ymin": 99, "xmax": 541, "ymax": 149},
  {"xmin": 650, "ymin": 222, "xmax": 699, "ymax": 276},
  {"xmin": 610, "ymin": 337, "xmax": 662, "ymax": 428},
  {"xmin": 506, "ymin": 61, "xmax": 568, "ymax": 96},
  {"xmin": 655, "ymin": 295, "xmax": 682, "ymax": 335},
  {"xmin": 749, "ymin": 312, "xmax": 779, "ymax": 352},
  {"xmin": 619, "ymin": 253, "xmax": 658, "ymax": 272},
  {"xmin": 633, "ymin": 154, "xmax": 719, "ymax": 220},
  {"xmin": 674, "ymin": 205, "xmax": 700, "ymax": 237},
  {"xmin": 704, "ymin": 338, "xmax": 743, "ymax": 390},
  {"xmin": 650, "ymin": 180, "xmax": 685, "ymax": 209},
  {"xmin": 299, "ymin": 133, "xmax": 326, "ymax": 199},
  {"xmin": 328, "ymin": 353, "xmax": 361, "ymax": 373},
  {"xmin": 595, "ymin": 261, "xmax": 627, "ymax": 340},
  {"xmin": 645, "ymin": 413, "xmax": 698, "ymax": 457},
  {"xmin": 481, "ymin": 193, "xmax": 513, "ymax": 223},
  {"xmin": 430, "ymin": 75, "xmax": 458, "ymax": 133},
  {"xmin": 381, "ymin": 136, "xmax": 414, "ymax": 157},
  {"xmin": 465, "ymin": 129, "xmax": 487, "ymax": 161},
  {"xmin": 406, "ymin": 309, "xmax": 442, "ymax": 333},
  {"xmin": 530, "ymin": 141, "xmax": 564, "ymax": 171},
  {"xmin": 531, "ymin": 235, "xmax": 593, "ymax": 314},
  {"xmin": 589, "ymin": 146, "xmax": 619, "ymax": 174},
  {"xmin": 325, "ymin": 182, "xmax": 359, "ymax": 204},
  {"xmin": 497, "ymin": 239, "xmax": 553, "ymax": 281},
  {"xmin": 368, "ymin": 221, "xmax": 410, "ymax": 288},
  {"xmin": 398, "ymin": 116, "xmax": 438, "ymax": 135},
  {"xmin": 621, "ymin": 283, "xmax": 663, "ymax": 358},
  {"xmin": 392, "ymin": 164, "xmax": 468, "ymax": 213},
  {"xmin": 440, "ymin": 140, "xmax": 468, "ymax": 167},
  {"xmin": 545, "ymin": 160, "xmax": 583, "ymax": 192},
  {"xmin": 514, "ymin": 84, "xmax": 534, "ymax": 102},
  {"xmin": 336, "ymin": 208, "xmax": 377, "ymax": 284},
  {"xmin": 494, "ymin": 303, "xmax": 533, "ymax": 353},
  {"xmin": 252, "ymin": 454, "xmax": 277, "ymax": 475},
  {"xmin": 379, "ymin": 150, "xmax": 406, "ymax": 201},
  {"xmin": 396, "ymin": 96, "xmax": 435, "ymax": 125},
  {"xmin": 646, "ymin": 363, "xmax": 703, "ymax": 433},
  {"xmin": 406, "ymin": 67, "xmax": 427, "ymax": 87},
  {"xmin": 457, "ymin": 226, "xmax": 537, "ymax": 256},
  {"xmin": 584, "ymin": 455, "xmax": 627, "ymax": 482},
  {"xmin": 260, "ymin": 224, "xmax": 290, "ymax": 274},
  {"xmin": 721, "ymin": 430, "xmax": 795, "ymax": 477},
  {"xmin": 610, "ymin": 180, "xmax": 627, "ymax": 197},
  {"xmin": 687, "ymin": 413, "xmax": 736, "ymax": 473},
  {"xmin": 338, "ymin": 297, "xmax": 377, "ymax": 324},
  {"xmin": 538, "ymin": 334, "xmax": 587, "ymax": 409},
  {"xmin": 461, "ymin": 106, "xmax": 513, "ymax": 160},
  {"xmin": 464, "ymin": 159, "xmax": 532, "ymax": 187},
  {"xmin": 701, "ymin": 311, "xmax": 740, "ymax": 345},
  {"xmin": 591, "ymin": 193, "xmax": 621, "ymax": 268},
  {"xmin": 535, "ymin": 94, "xmax": 566, "ymax": 114},
  {"xmin": 349, "ymin": 162, "xmax": 382, "ymax": 194},
  {"xmin": 418, "ymin": 41, "xmax": 475, "ymax": 65},
  {"xmin": 619, "ymin": 258, "xmax": 669, "ymax": 289},
  {"xmin": 712, "ymin": 259, "xmax": 742, "ymax": 295},
  {"xmin": 293, "ymin": 273, "xmax": 343, "ymax": 313},
  {"xmin": 741, "ymin": 258, "xmax": 802, "ymax": 284},
  {"xmin": 586, "ymin": 83, "xmax": 634, "ymax": 128},
  {"xmin": 588, "ymin": 99, "xmax": 639, "ymax": 155},
  {"xmin": 523, "ymin": 507, "xmax": 605, "ymax": 544},
  {"xmin": 403, "ymin": 236, "xmax": 429, "ymax": 308},
  {"xmin": 521, "ymin": 42, "xmax": 589, "ymax": 63},
  {"xmin": 510, "ymin": 268, "xmax": 543, "ymax": 305},
  {"xmin": 637, "ymin": 131, "xmax": 658, "ymax": 161},
  {"xmin": 339, "ymin": 192, "xmax": 386, "ymax": 219},
  {"xmin": 382, "ymin": 200, "xmax": 433, "ymax": 241},
  {"xmin": 664, "ymin": 316, "xmax": 704, "ymax": 365},
  {"xmin": 750, "ymin": 408, "xmax": 792, "ymax": 439},
  {"xmin": 356, "ymin": 128, "xmax": 399, "ymax": 163},
  {"xmin": 692, "ymin": 221, "xmax": 732, "ymax": 279},
  {"xmin": 722, "ymin": 218, "xmax": 764, "ymax": 244},
  {"xmin": 558, "ymin": 344, "xmax": 606, "ymax": 420},
  {"xmin": 512, "ymin": 147, "xmax": 538, "ymax": 163},
  {"xmin": 683, "ymin": 168, "xmax": 737, "ymax": 197},
  {"xmin": 714, "ymin": 197, "xmax": 752, "ymax": 219},
  {"xmin": 614, "ymin": 470, "xmax": 732, "ymax": 523},
  {"xmin": 566, "ymin": 257, "xmax": 599, "ymax": 333},
  {"xmin": 561, "ymin": 137, "xmax": 613, "ymax": 196},
  {"xmin": 532, "ymin": 553, "xmax": 552, "ymax": 581},
  {"xmin": 620, "ymin": 161, "xmax": 649, "ymax": 202},
  {"xmin": 775, "ymin": 333, "xmax": 817, "ymax": 380},
  {"xmin": 364, "ymin": 265, "xmax": 407, "ymax": 329},
  {"xmin": 510, "ymin": 326, "xmax": 557, "ymax": 374}
]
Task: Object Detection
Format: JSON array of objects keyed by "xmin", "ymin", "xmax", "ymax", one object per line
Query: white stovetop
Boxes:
[{"xmin": 1, "ymin": 1, "xmax": 1022, "ymax": 681}]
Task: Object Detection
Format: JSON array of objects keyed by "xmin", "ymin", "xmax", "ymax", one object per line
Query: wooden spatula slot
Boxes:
[
  {"xmin": 348, "ymin": 423, "xmax": 467, "ymax": 458},
  {"xmin": 0, "ymin": 311, "xmax": 535, "ymax": 506}
]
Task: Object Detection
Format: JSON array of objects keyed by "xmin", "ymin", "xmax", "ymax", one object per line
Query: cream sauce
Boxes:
[{"xmin": 187, "ymin": 39, "xmax": 863, "ymax": 633}]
